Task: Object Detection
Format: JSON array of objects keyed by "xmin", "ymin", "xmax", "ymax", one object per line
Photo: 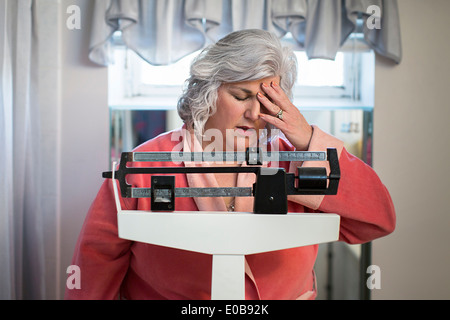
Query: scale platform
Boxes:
[{"xmin": 117, "ymin": 210, "xmax": 340, "ymax": 300}]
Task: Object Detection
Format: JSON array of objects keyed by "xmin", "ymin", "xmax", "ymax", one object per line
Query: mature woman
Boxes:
[{"xmin": 66, "ymin": 29, "xmax": 395, "ymax": 300}]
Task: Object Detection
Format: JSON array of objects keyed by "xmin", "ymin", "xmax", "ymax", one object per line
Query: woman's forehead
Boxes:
[{"xmin": 223, "ymin": 76, "xmax": 281, "ymax": 90}]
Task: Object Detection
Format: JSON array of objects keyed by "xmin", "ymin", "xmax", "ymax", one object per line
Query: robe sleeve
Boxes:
[
  {"xmin": 287, "ymin": 125, "xmax": 396, "ymax": 244},
  {"xmin": 64, "ymin": 179, "xmax": 136, "ymax": 299}
]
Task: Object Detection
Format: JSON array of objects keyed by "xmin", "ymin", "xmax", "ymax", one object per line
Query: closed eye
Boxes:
[{"xmin": 233, "ymin": 95, "xmax": 249, "ymax": 101}]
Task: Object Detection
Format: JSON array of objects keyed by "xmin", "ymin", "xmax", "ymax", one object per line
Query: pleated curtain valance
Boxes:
[{"xmin": 89, "ymin": 0, "xmax": 402, "ymax": 66}]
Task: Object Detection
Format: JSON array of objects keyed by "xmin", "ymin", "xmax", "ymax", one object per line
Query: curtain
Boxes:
[
  {"xmin": 0, "ymin": 0, "xmax": 45, "ymax": 299},
  {"xmin": 89, "ymin": 0, "xmax": 401, "ymax": 66}
]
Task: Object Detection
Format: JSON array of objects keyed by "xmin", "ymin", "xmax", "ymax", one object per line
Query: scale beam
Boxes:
[
  {"xmin": 102, "ymin": 148, "xmax": 340, "ymax": 214},
  {"xmin": 130, "ymin": 149, "xmax": 326, "ymax": 163}
]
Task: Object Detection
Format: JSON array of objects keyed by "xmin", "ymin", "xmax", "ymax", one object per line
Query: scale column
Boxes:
[{"xmin": 211, "ymin": 255, "xmax": 245, "ymax": 300}]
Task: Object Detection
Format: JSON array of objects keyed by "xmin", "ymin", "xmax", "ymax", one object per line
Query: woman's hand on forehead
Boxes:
[{"xmin": 257, "ymin": 81, "xmax": 313, "ymax": 151}]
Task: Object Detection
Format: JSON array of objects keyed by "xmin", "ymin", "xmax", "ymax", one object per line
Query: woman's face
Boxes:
[{"xmin": 203, "ymin": 76, "xmax": 280, "ymax": 152}]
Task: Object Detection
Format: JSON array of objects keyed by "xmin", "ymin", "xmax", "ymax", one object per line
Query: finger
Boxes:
[
  {"xmin": 261, "ymin": 81, "xmax": 290, "ymax": 110},
  {"xmin": 258, "ymin": 113, "xmax": 285, "ymax": 130},
  {"xmin": 256, "ymin": 92, "xmax": 281, "ymax": 116}
]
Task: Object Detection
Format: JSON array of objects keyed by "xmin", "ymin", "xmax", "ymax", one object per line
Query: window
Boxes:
[{"xmin": 108, "ymin": 32, "xmax": 374, "ymax": 164}]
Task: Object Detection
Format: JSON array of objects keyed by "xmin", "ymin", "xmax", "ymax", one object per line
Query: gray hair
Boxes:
[{"xmin": 177, "ymin": 29, "xmax": 297, "ymax": 135}]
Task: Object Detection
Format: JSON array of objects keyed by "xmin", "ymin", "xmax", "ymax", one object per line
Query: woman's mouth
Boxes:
[{"xmin": 235, "ymin": 126, "xmax": 256, "ymax": 136}]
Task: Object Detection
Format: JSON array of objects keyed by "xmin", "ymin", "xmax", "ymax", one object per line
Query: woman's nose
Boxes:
[{"xmin": 244, "ymin": 99, "xmax": 261, "ymax": 121}]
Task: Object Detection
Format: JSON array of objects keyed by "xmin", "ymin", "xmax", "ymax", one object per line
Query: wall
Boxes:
[
  {"xmin": 59, "ymin": 0, "xmax": 110, "ymax": 298},
  {"xmin": 372, "ymin": 0, "xmax": 450, "ymax": 299},
  {"xmin": 37, "ymin": 0, "xmax": 109, "ymax": 298}
]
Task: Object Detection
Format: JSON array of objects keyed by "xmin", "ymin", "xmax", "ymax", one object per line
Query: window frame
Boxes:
[{"xmin": 108, "ymin": 31, "xmax": 373, "ymax": 111}]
